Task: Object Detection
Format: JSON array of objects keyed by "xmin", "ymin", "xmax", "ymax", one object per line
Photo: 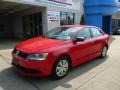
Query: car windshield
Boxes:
[{"xmin": 43, "ymin": 27, "xmax": 79, "ymax": 40}]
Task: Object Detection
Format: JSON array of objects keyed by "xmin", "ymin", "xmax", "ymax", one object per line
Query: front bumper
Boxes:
[{"xmin": 12, "ymin": 54, "xmax": 53, "ymax": 77}]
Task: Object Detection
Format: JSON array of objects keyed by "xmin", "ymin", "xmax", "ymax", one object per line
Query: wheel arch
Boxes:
[
  {"xmin": 55, "ymin": 54, "xmax": 72, "ymax": 68},
  {"xmin": 51, "ymin": 54, "xmax": 72, "ymax": 79},
  {"xmin": 103, "ymin": 43, "xmax": 109, "ymax": 49}
]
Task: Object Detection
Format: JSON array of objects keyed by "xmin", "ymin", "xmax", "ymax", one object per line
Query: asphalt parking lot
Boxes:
[{"xmin": 0, "ymin": 36, "xmax": 120, "ymax": 90}]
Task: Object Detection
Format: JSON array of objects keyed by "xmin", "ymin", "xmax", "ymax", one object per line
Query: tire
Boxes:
[
  {"xmin": 100, "ymin": 46, "xmax": 108, "ymax": 58},
  {"xmin": 52, "ymin": 57, "xmax": 70, "ymax": 79}
]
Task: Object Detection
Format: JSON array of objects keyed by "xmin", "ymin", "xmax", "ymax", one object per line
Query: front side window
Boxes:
[
  {"xmin": 44, "ymin": 27, "xmax": 79, "ymax": 40},
  {"xmin": 90, "ymin": 27, "xmax": 103, "ymax": 37},
  {"xmin": 77, "ymin": 28, "xmax": 91, "ymax": 39}
]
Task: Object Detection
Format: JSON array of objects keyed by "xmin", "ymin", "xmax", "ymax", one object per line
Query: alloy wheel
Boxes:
[
  {"xmin": 52, "ymin": 57, "xmax": 70, "ymax": 79},
  {"xmin": 56, "ymin": 60, "xmax": 69, "ymax": 77}
]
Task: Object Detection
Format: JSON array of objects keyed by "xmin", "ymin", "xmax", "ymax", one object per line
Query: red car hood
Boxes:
[{"xmin": 16, "ymin": 37, "xmax": 66, "ymax": 53}]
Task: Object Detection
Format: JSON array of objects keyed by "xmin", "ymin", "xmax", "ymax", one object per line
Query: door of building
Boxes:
[
  {"xmin": 102, "ymin": 16, "xmax": 112, "ymax": 34},
  {"xmin": 112, "ymin": 19, "xmax": 120, "ymax": 32},
  {"xmin": 23, "ymin": 12, "xmax": 42, "ymax": 39}
]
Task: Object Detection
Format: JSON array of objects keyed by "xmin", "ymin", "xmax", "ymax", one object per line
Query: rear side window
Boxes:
[
  {"xmin": 77, "ymin": 28, "xmax": 91, "ymax": 39},
  {"xmin": 90, "ymin": 27, "xmax": 103, "ymax": 37}
]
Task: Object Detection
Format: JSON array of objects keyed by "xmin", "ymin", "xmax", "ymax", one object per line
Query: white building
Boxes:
[{"xmin": 0, "ymin": 0, "xmax": 84, "ymax": 39}]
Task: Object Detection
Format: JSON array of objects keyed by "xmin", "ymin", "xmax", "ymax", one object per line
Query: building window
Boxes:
[
  {"xmin": 80, "ymin": 14, "xmax": 85, "ymax": 25},
  {"xmin": 60, "ymin": 12, "xmax": 74, "ymax": 25},
  {"xmin": 112, "ymin": 19, "xmax": 120, "ymax": 32}
]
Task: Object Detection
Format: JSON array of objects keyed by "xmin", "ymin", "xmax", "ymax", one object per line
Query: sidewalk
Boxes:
[{"xmin": 0, "ymin": 36, "xmax": 120, "ymax": 90}]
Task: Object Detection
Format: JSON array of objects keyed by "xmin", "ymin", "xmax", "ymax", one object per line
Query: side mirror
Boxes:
[{"xmin": 74, "ymin": 37, "xmax": 85, "ymax": 42}]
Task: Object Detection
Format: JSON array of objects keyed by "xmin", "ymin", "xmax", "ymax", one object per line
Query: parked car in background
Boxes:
[
  {"xmin": 112, "ymin": 28, "xmax": 120, "ymax": 35},
  {"xmin": 12, "ymin": 25, "xmax": 109, "ymax": 79}
]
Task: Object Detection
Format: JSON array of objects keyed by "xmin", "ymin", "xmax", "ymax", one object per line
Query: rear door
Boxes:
[
  {"xmin": 71, "ymin": 27, "xmax": 94, "ymax": 65},
  {"xmin": 90, "ymin": 27, "xmax": 104, "ymax": 55}
]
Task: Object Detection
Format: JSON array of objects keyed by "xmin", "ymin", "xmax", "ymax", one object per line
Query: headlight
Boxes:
[{"xmin": 27, "ymin": 53, "xmax": 48, "ymax": 60}]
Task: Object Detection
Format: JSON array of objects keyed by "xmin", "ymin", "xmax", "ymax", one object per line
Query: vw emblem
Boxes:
[{"xmin": 16, "ymin": 51, "xmax": 20, "ymax": 56}]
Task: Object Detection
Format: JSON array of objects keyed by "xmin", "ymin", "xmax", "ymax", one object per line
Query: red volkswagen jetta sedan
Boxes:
[{"xmin": 12, "ymin": 25, "xmax": 109, "ymax": 79}]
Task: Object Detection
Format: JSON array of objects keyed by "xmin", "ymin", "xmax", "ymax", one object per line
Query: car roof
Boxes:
[{"xmin": 60, "ymin": 25, "xmax": 95, "ymax": 28}]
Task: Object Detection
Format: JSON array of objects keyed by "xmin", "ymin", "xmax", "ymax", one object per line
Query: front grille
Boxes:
[
  {"xmin": 13, "ymin": 48, "xmax": 28, "ymax": 58},
  {"xmin": 12, "ymin": 63, "xmax": 41, "ymax": 74}
]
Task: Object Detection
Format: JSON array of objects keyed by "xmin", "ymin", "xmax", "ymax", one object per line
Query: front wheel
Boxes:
[
  {"xmin": 100, "ymin": 46, "xmax": 108, "ymax": 58},
  {"xmin": 52, "ymin": 57, "xmax": 70, "ymax": 79}
]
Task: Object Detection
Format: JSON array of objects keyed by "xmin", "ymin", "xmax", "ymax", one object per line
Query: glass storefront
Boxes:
[
  {"xmin": 23, "ymin": 12, "xmax": 43, "ymax": 39},
  {"xmin": 112, "ymin": 19, "xmax": 120, "ymax": 32},
  {"xmin": 60, "ymin": 12, "xmax": 74, "ymax": 25}
]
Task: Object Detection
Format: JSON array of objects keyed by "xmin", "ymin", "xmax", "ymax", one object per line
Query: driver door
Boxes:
[{"xmin": 70, "ymin": 27, "xmax": 94, "ymax": 65}]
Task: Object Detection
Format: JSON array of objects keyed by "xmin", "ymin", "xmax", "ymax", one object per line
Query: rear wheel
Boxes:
[
  {"xmin": 100, "ymin": 46, "xmax": 108, "ymax": 58},
  {"xmin": 52, "ymin": 57, "xmax": 70, "ymax": 79}
]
